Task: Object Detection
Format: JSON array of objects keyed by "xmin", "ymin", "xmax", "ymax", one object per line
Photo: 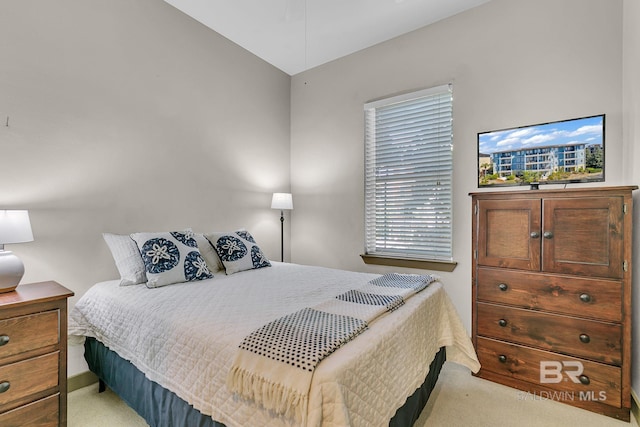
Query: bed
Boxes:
[{"xmin": 69, "ymin": 260, "xmax": 479, "ymax": 427}]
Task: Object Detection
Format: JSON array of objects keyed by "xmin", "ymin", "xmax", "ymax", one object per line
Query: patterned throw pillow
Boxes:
[
  {"xmin": 204, "ymin": 230, "xmax": 271, "ymax": 275},
  {"xmin": 131, "ymin": 231, "xmax": 214, "ymax": 288}
]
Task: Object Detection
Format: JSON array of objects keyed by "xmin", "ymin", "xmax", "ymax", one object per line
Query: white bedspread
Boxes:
[{"xmin": 69, "ymin": 263, "xmax": 480, "ymax": 427}]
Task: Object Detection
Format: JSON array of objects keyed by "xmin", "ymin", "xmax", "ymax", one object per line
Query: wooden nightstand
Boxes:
[{"xmin": 0, "ymin": 281, "xmax": 74, "ymax": 427}]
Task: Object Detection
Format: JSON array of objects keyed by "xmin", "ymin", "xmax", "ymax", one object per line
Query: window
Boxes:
[{"xmin": 364, "ymin": 84, "xmax": 453, "ymax": 264}]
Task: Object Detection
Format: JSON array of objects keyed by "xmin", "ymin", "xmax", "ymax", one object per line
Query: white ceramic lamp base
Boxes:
[{"xmin": 0, "ymin": 250, "xmax": 25, "ymax": 293}]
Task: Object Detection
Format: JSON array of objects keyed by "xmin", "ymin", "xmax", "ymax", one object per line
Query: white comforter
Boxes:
[{"xmin": 69, "ymin": 263, "xmax": 480, "ymax": 427}]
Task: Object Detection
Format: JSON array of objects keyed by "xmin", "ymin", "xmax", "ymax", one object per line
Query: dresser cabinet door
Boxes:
[
  {"xmin": 477, "ymin": 199, "xmax": 541, "ymax": 271},
  {"xmin": 542, "ymin": 197, "xmax": 624, "ymax": 278}
]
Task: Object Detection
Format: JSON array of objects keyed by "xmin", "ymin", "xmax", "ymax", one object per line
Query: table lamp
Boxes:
[{"xmin": 0, "ymin": 210, "xmax": 34, "ymax": 292}]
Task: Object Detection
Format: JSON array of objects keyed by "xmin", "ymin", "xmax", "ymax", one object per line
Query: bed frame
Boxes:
[{"xmin": 84, "ymin": 337, "xmax": 445, "ymax": 427}]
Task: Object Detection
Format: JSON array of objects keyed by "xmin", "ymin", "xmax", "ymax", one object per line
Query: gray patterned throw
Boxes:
[
  {"xmin": 227, "ymin": 273, "xmax": 437, "ymax": 423},
  {"xmin": 237, "ymin": 307, "xmax": 367, "ymax": 373}
]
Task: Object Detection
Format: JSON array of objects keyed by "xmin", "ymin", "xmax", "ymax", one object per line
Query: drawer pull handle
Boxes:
[
  {"xmin": 530, "ymin": 231, "xmax": 540, "ymax": 239},
  {"xmin": 498, "ymin": 319, "xmax": 507, "ymax": 327},
  {"xmin": 579, "ymin": 293, "xmax": 592, "ymax": 303},
  {"xmin": 579, "ymin": 334, "xmax": 591, "ymax": 344},
  {"xmin": 498, "ymin": 283, "xmax": 508, "ymax": 292},
  {"xmin": 543, "ymin": 231, "xmax": 554, "ymax": 239},
  {"xmin": 0, "ymin": 381, "xmax": 10, "ymax": 393},
  {"xmin": 0, "ymin": 335, "xmax": 8, "ymax": 346},
  {"xmin": 579, "ymin": 375, "xmax": 590, "ymax": 385},
  {"xmin": 498, "ymin": 355, "xmax": 507, "ymax": 363}
]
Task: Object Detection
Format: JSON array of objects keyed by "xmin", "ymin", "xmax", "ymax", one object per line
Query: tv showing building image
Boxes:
[{"xmin": 477, "ymin": 115, "xmax": 604, "ymax": 188}]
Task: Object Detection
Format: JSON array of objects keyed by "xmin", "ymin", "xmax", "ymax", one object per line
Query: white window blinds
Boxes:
[{"xmin": 364, "ymin": 84, "xmax": 453, "ymax": 261}]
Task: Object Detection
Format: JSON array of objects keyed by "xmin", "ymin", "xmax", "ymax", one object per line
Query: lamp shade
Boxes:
[
  {"xmin": 0, "ymin": 210, "xmax": 34, "ymax": 244},
  {"xmin": 271, "ymin": 193, "xmax": 293, "ymax": 210}
]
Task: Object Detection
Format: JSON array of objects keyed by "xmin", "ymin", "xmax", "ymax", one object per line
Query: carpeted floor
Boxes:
[{"xmin": 68, "ymin": 362, "xmax": 638, "ymax": 426}]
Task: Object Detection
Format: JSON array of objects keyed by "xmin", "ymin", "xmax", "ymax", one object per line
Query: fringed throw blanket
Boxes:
[{"xmin": 227, "ymin": 273, "xmax": 437, "ymax": 423}]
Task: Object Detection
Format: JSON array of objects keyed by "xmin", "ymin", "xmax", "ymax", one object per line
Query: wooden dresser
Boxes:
[
  {"xmin": 0, "ymin": 281, "xmax": 74, "ymax": 427},
  {"xmin": 471, "ymin": 186, "xmax": 636, "ymax": 421}
]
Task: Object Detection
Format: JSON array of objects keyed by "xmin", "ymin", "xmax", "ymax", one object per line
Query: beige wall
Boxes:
[
  {"xmin": 291, "ymin": 0, "xmax": 624, "ymax": 341},
  {"xmin": 623, "ymin": 0, "xmax": 640, "ymax": 400},
  {"xmin": 2, "ymin": 0, "xmax": 637, "ymax": 397},
  {"xmin": 0, "ymin": 0, "xmax": 291, "ymax": 375},
  {"xmin": 288, "ymin": 0, "xmax": 640, "ymax": 406},
  {"xmin": 292, "ymin": 0, "xmax": 640, "ymax": 401}
]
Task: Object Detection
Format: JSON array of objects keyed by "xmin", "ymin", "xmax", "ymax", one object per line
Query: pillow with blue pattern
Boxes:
[
  {"xmin": 131, "ymin": 230, "xmax": 214, "ymax": 288},
  {"xmin": 204, "ymin": 230, "xmax": 271, "ymax": 275}
]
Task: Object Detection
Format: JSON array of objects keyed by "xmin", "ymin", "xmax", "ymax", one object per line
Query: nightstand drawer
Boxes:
[
  {"xmin": 0, "ymin": 352, "xmax": 59, "ymax": 409},
  {"xmin": 477, "ymin": 302, "xmax": 622, "ymax": 365},
  {"xmin": 476, "ymin": 337, "xmax": 621, "ymax": 408},
  {"xmin": 0, "ymin": 393, "xmax": 59, "ymax": 427},
  {"xmin": 0, "ymin": 311, "xmax": 60, "ymax": 360},
  {"xmin": 477, "ymin": 268, "xmax": 622, "ymax": 322}
]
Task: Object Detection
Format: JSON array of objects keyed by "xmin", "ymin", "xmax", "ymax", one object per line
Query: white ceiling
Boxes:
[{"xmin": 163, "ymin": 0, "xmax": 490, "ymax": 75}]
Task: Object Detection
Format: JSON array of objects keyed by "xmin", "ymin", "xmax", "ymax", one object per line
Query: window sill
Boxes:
[{"xmin": 360, "ymin": 254, "xmax": 457, "ymax": 272}]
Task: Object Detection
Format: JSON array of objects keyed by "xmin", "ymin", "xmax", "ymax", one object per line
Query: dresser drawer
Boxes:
[
  {"xmin": 0, "ymin": 311, "xmax": 60, "ymax": 360},
  {"xmin": 0, "ymin": 393, "xmax": 59, "ymax": 427},
  {"xmin": 477, "ymin": 268, "xmax": 622, "ymax": 322},
  {"xmin": 477, "ymin": 302, "xmax": 622, "ymax": 365},
  {"xmin": 0, "ymin": 352, "xmax": 59, "ymax": 410},
  {"xmin": 477, "ymin": 337, "xmax": 621, "ymax": 408}
]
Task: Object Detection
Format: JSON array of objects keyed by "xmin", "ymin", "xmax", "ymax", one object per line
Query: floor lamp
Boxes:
[{"xmin": 271, "ymin": 193, "xmax": 293, "ymax": 262}]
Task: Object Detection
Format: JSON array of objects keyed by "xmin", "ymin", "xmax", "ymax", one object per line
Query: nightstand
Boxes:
[{"xmin": 0, "ymin": 281, "xmax": 74, "ymax": 427}]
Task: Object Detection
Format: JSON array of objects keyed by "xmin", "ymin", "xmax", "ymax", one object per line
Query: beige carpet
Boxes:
[
  {"xmin": 68, "ymin": 362, "xmax": 638, "ymax": 426},
  {"xmin": 416, "ymin": 363, "xmax": 637, "ymax": 427}
]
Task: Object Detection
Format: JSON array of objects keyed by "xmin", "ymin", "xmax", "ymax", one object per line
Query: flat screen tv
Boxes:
[{"xmin": 477, "ymin": 114, "xmax": 605, "ymax": 188}]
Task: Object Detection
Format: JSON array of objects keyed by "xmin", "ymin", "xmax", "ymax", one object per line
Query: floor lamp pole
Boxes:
[
  {"xmin": 271, "ymin": 192, "xmax": 292, "ymax": 262},
  {"xmin": 280, "ymin": 210, "xmax": 285, "ymax": 262}
]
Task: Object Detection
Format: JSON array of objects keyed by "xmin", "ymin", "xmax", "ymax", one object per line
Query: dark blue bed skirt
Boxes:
[{"xmin": 84, "ymin": 337, "xmax": 446, "ymax": 427}]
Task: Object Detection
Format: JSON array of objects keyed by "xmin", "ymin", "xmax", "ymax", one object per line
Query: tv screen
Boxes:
[{"xmin": 477, "ymin": 114, "xmax": 605, "ymax": 188}]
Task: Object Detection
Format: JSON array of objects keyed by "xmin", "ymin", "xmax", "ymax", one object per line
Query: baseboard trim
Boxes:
[
  {"xmin": 68, "ymin": 371, "xmax": 99, "ymax": 393},
  {"xmin": 632, "ymin": 389, "xmax": 640, "ymax": 425}
]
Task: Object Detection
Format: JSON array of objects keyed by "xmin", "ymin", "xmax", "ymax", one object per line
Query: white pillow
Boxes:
[
  {"xmin": 205, "ymin": 230, "xmax": 270, "ymax": 275},
  {"xmin": 102, "ymin": 233, "xmax": 147, "ymax": 286},
  {"xmin": 131, "ymin": 230, "xmax": 214, "ymax": 288},
  {"xmin": 194, "ymin": 233, "xmax": 224, "ymax": 273}
]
